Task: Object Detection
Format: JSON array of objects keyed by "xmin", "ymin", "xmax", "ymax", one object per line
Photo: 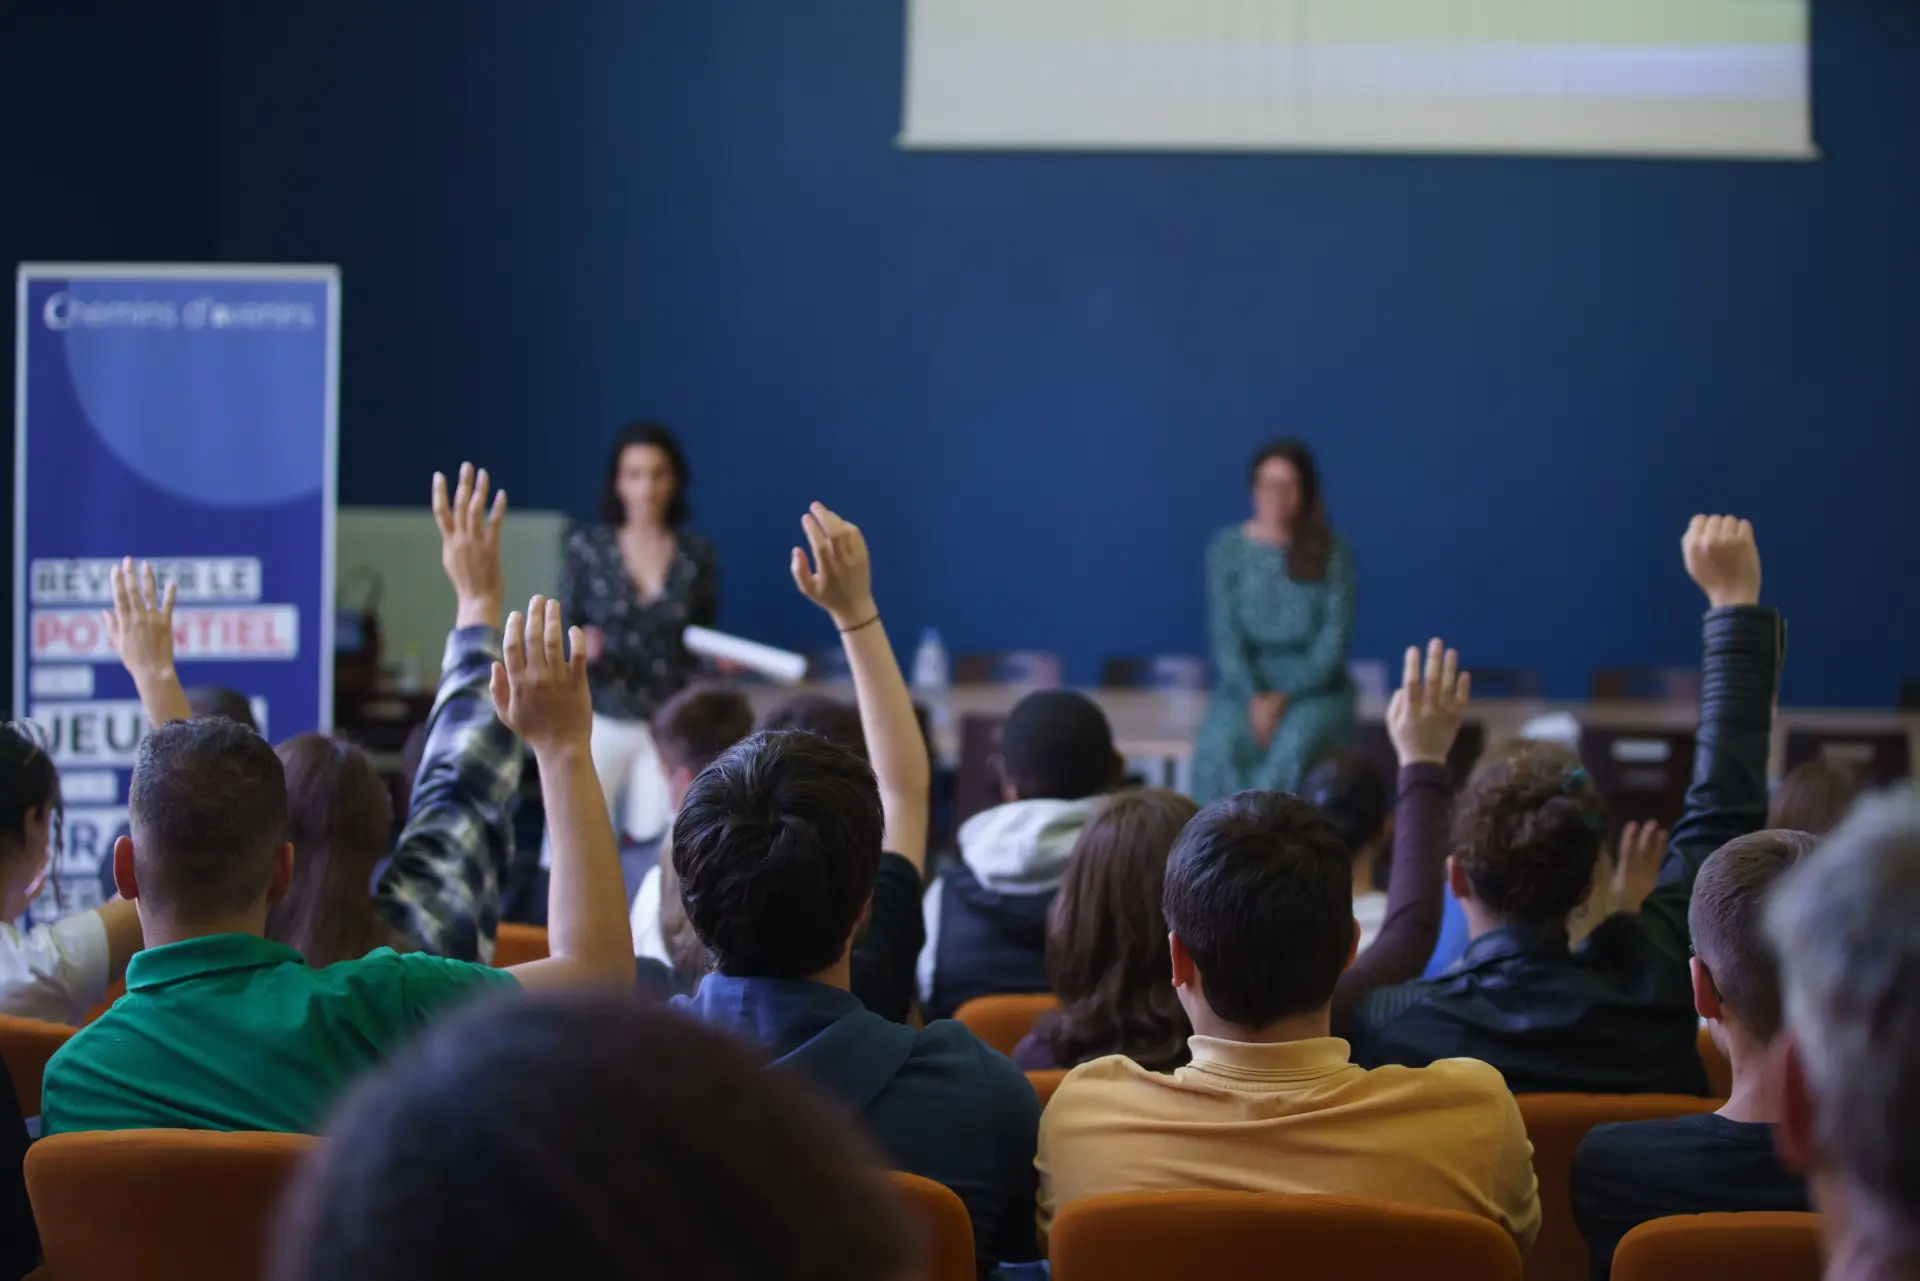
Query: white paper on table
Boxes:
[{"xmin": 682, "ymin": 626, "xmax": 808, "ymax": 685}]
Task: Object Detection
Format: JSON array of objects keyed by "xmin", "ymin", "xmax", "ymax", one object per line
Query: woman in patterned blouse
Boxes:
[
  {"xmin": 1191, "ymin": 438, "xmax": 1358, "ymax": 802},
  {"xmin": 558, "ymin": 422, "xmax": 719, "ymax": 844}
]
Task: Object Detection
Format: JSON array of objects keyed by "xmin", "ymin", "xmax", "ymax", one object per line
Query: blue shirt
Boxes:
[{"xmin": 679, "ymin": 975, "xmax": 1041, "ymax": 1268}]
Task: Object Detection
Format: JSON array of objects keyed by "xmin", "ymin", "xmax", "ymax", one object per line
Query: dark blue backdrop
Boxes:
[{"xmin": 9, "ymin": 0, "xmax": 1918, "ymax": 706}]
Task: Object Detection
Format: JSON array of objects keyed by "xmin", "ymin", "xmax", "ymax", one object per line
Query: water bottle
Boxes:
[{"xmin": 911, "ymin": 627, "xmax": 950, "ymax": 694}]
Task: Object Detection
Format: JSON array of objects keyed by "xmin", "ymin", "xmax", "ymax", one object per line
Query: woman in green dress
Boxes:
[{"xmin": 1193, "ymin": 439, "xmax": 1358, "ymax": 802}]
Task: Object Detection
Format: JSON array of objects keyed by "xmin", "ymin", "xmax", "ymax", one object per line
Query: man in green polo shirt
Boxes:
[{"xmin": 42, "ymin": 593, "xmax": 635, "ymax": 1135}]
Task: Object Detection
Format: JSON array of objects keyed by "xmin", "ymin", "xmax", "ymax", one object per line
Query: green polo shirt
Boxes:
[{"xmin": 41, "ymin": 933, "xmax": 518, "ymax": 1135}]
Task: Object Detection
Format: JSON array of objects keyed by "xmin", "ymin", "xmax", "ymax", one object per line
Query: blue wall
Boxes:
[{"xmin": 36, "ymin": 1, "xmax": 1920, "ymax": 706}]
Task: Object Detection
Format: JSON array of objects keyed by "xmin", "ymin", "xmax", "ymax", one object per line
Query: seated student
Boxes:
[
  {"xmin": 1764, "ymin": 789, "xmax": 1920, "ymax": 1281},
  {"xmin": 1036, "ymin": 787, "xmax": 1539, "ymax": 1248},
  {"xmin": 1349, "ymin": 516, "xmax": 1781, "ymax": 1095},
  {"xmin": 273, "ymin": 995, "xmax": 913, "ymax": 1281},
  {"xmin": 117, "ymin": 467, "xmax": 527, "ymax": 966},
  {"xmin": 1767, "ymin": 757, "xmax": 1861, "ymax": 835},
  {"xmin": 1571, "ymin": 829, "xmax": 1814, "ymax": 1279},
  {"xmin": 183, "ymin": 686, "xmax": 258, "ymax": 731},
  {"xmin": 40, "ymin": 594, "xmax": 635, "ymax": 1134},
  {"xmin": 0, "ymin": 722, "xmax": 144, "ymax": 1025},
  {"xmin": 673, "ymin": 502, "xmax": 1037, "ymax": 1272},
  {"xmin": 917, "ymin": 690, "xmax": 1124, "ymax": 1021},
  {"xmin": 0, "ymin": 1062, "xmax": 37, "ymax": 1281},
  {"xmin": 1301, "ymin": 751, "xmax": 1393, "ymax": 950}
]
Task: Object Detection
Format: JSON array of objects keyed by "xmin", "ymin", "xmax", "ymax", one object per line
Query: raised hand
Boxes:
[
  {"xmin": 1386, "ymin": 638, "xmax": 1471, "ymax": 767},
  {"xmin": 433, "ymin": 462, "xmax": 507, "ymax": 630},
  {"xmin": 1611, "ymin": 819, "xmax": 1669, "ymax": 915},
  {"xmin": 790, "ymin": 502, "xmax": 876, "ymax": 629},
  {"xmin": 103, "ymin": 558, "xmax": 178, "ymax": 685},
  {"xmin": 1682, "ymin": 515, "xmax": 1761, "ymax": 610},
  {"xmin": 489, "ymin": 596, "xmax": 591, "ymax": 757}
]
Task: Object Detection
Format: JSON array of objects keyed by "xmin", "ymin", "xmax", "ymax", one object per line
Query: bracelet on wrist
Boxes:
[{"xmin": 837, "ymin": 613, "xmax": 882, "ymax": 635}]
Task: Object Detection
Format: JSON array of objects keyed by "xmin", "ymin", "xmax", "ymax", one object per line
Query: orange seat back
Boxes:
[
  {"xmin": 1050, "ymin": 1191, "xmax": 1522, "ymax": 1281},
  {"xmin": 1517, "ymin": 1093, "xmax": 1721, "ymax": 1281},
  {"xmin": 27, "ymin": 1128, "xmax": 317, "ymax": 1281},
  {"xmin": 1613, "ymin": 1212, "xmax": 1822, "ymax": 1281},
  {"xmin": 0, "ymin": 1014, "xmax": 74, "ymax": 1116},
  {"xmin": 890, "ymin": 1171, "xmax": 975, "ymax": 1281},
  {"xmin": 492, "ymin": 922, "xmax": 550, "ymax": 968},
  {"xmin": 952, "ymin": 993, "xmax": 1059, "ymax": 1056},
  {"xmin": 1027, "ymin": 1068, "xmax": 1069, "ymax": 1108},
  {"xmin": 1696, "ymin": 1026, "xmax": 1733, "ymax": 1099},
  {"xmin": 83, "ymin": 977, "xmax": 128, "ymax": 1026}
]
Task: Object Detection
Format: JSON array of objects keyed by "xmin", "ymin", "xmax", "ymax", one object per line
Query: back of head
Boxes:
[
  {"xmin": 1453, "ymin": 742, "xmax": 1607, "ymax": 928},
  {"xmin": 267, "ymin": 734, "xmax": 395, "ymax": 967},
  {"xmin": 756, "ymin": 695, "xmax": 867, "ymax": 761},
  {"xmin": 1001, "ymin": 690, "xmax": 1118, "ymax": 801},
  {"xmin": 1163, "ymin": 790, "xmax": 1353, "ymax": 1028},
  {"xmin": 652, "ymin": 686, "xmax": 755, "ymax": 777},
  {"xmin": 1045, "ymin": 788, "xmax": 1199, "ymax": 1070},
  {"xmin": 672, "ymin": 731, "xmax": 882, "ymax": 979},
  {"xmin": 1301, "ymin": 751, "xmax": 1391, "ymax": 861},
  {"xmin": 0, "ymin": 724, "xmax": 59, "ymax": 914},
  {"xmin": 129, "ymin": 718, "xmax": 287, "ymax": 923},
  {"xmin": 1688, "ymin": 829, "xmax": 1818, "ymax": 1042},
  {"xmin": 183, "ymin": 687, "xmax": 259, "ymax": 732},
  {"xmin": 1768, "ymin": 758, "xmax": 1862, "ymax": 836},
  {"xmin": 1766, "ymin": 788, "xmax": 1920, "ymax": 1235},
  {"xmin": 274, "ymin": 995, "xmax": 913, "ymax": 1281}
]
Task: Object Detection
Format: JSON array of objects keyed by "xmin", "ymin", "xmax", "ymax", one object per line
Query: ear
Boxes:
[
  {"xmin": 1341, "ymin": 917, "xmax": 1361, "ymax": 972},
  {"xmin": 1445, "ymin": 854, "xmax": 1472, "ymax": 901},
  {"xmin": 1691, "ymin": 956, "xmax": 1723, "ymax": 1023},
  {"xmin": 1771, "ymin": 1033, "xmax": 1817, "ymax": 1176},
  {"xmin": 1169, "ymin": 931, "xmax": 1196, "ymax": 991},
  {"xmin": 667, "ymin": 765, "xmax": 694, "ymax": 811},
  {"xmin": 265, "ymin": 842, "xmax": 296, "ymax": 905},
  {"xmin": 1109, "ymin": 751, "xmax": 1127, "ymax": 788},
  {"xmin": 112, "ymin": 835, "xmax": 139, "ymax": 901}
]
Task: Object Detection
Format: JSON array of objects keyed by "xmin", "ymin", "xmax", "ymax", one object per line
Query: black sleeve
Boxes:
[
  {"xmin": 687, "ymin": 536, "xmax": 720, "ymax": 629},
  {"xmin": 850, "ymin": 853, "xmax": 925, "ymax": 1024},
  {"xmin": 0, "ymin": 1063, "xmax": 39, "ymax": 1281}
]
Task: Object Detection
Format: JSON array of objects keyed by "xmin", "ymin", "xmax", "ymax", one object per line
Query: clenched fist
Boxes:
[{"xmin": 1682, "ymin": 515, "xmax": 1761, "ymax": 610}]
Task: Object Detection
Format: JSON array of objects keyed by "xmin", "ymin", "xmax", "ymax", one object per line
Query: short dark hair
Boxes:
[
  {"xmin": 183, "ymin": 686, "xmax": 258, "ymax": 732},
  {"xmin": 672, "ymin": 731, "xmax": 882, "ymax": 978},
  {"xmin": 756, "ymin": 694, "xmax": 868, "ymax": 761},
  {"xmin": 599, "ymin": 420, "xmax": 689, "ymax": 527},
  {"xmin": 1452, "ymin": 742, "xmax": 1606, "ymax": 927},
  {"xmin": 274, "ymin": 995, "xmax": 913, "ymax": 1281},
  {"xmin": 1302, "ymin": 751, "xmax": 1391, "ymax": 861},
  {"xmin": 652, "ymin": 686, "xmax": 754, "ymax": 777},
  {"xmin": 1768, "ymin": 759, "xmax": 1862, "ymax": 837},
  {"xmin": 1162, "ymin": 790, "xmax": 1354, "ymax": 1027},
  {"xmin": 1690, "ymin": 829, "xmax": 1817, "ymax": 1042},
  {"xmin": 129, "ymin": 717, "xmax": 287, "ymax": 919},
  {"xmin": 1001, "ymin": 690, "xmax": 1119, "ymax": 801}
]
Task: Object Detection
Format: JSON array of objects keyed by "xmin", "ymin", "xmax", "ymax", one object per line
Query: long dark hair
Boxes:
[
  {"xmin": 599, "ymin": 420, "xmax": 690, "ymax": 528},
  {"xmin": 1249, "ymin": 437, "xmax": 1332, "ymax": 581},
  {"xmin": 1038, "ymin": 789, "xmax": 1199, "ymax": 1072},
  {"xmin": 0, "ymin": 724, "xmax": 61, "ymax": 915},
  {"xmin": 267, "ymin": 734, "xmax": 403, "ymax": 967}
]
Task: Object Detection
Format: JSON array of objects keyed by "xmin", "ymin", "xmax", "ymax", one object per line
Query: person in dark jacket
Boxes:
[
  {"xmin": 917, "ymin": 691, "xmax": 1124, "ymax": 1022},
  {"xmin": 1350, "ymin": 515, "xmax": 1781, "ymax": 1095}
]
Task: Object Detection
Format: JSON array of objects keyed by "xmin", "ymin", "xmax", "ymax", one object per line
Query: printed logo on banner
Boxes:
[
  {"xmin": 30, "ymin": 557, "xmax": 263, "ymax": 604},
  {"xmin": 29, "ymin": 666, "xmax": 93, "ymax": 698},
  {"xmin": 30, "ymin": 702, "xmax": 150, "ymax": 768},
  {"xmin": 31, "ymin": 606, "xmax": 300, "ymax": 661}
]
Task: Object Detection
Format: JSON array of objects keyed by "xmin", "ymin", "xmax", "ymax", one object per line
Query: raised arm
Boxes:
[
  {"xmin": 105, "ymin": 559, "xmax": 192, "ymax": 727},
  {"xmin": 789, "ymin": 502, "xmax": 930, "ymax": 871},
  {"xmin": 375, "ymin": 464, "xmax": 523, "ymax": 961},
  {"xmin": 1636, "ymin": 515, "xmax": 1779, "ymax": 959},
  {"xmin": 1332, "ymin": 637, "xmax": 1466, "ymax": 1028},
  {"xmin": 494, "ymin": 596, "xmax": 633, "ymax": 990},
  {"xmin": 1206, "ymin": 532, "xmax": 1259, "ymax": 701},
  {"xmin": 1279, "ymin": 537, "xmax": 1357, "ymax": 696}
]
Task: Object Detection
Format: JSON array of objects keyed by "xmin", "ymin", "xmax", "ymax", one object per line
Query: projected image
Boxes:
[{"xmin": 902, "ymin": 0, "xmax": 1813, "ymax": 159}]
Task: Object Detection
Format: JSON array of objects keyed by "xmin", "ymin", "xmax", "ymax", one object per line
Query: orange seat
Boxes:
[
  {"xmin": 1027, "ymin": 1069, "xmax": 1069, "ymax": 1108},
  {"xmin": 27, "ymin": 1128, "xmax": 317, "ymax": 1281},
  {"xmin": 1517, "ymin": 1093, "xmax": 1722, "ymax": 1281},
  {"xmin": 492, "ymin": 922, "xmax": 550, "ymax": 968},
  {"xmin": 952, "ymin": 993, "xmax": 1059, "ymax": 1056},
  {"xmin": 891, "ymin": 1171, "xmax": 975, "ymax": 1281},
  {"xmin": 1697, "ymin": 1026, "xmax": 1733, "ymax": 1099},
  {"xmin": 82, "ymin": 977, "xmax": 127, "ymax": 1025},
  {"xmin": 1612, "ymin": 1212, "xmax": 1822, "ymax": 1281},
  {"xmin": 1050, "ymin": 1191, "xmax": 1522, "ymax": 1281},
  {"xmin": 0, "ymin": 1014, "xmax": 75, "ymax": 1116}
]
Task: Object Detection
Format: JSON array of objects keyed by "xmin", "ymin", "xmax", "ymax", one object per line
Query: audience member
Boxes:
[
  {"xmin": 1037, "ymin": 755, "xmax": 1537, "ymax": 1246},
  {"xmin": 757, "ymin": 693, "xmax": 867, "ymax": 759},
  {"xmin": 183, "ymin": 686, "xmax": 258, "ymax": 731},
  {"xmin": 1766, "ymin": 789, "xmax": 1920, "ymax": 1281},
  {"xmin": 0, "ymin": 1062, "xmax": 36, "ymax": 1281},
  {"xmin": 674, "ymin": 502, "xmax": 1035, "ymax": 1271},
  {"xmin": 1348, "ymin": 516, "xmax": 1780, "ymax": 1094},
  {"xmin": 41, "ymin": 591, "xmax": 634, "ymax": 1134},
  {"xmin": 1301, "ymin": 750, "xmax": 1393, "ymax": 950},
  {"xmin": 0, "ymin": 720, "xmax": 143, "ymax": 1024},
  {"xmin": 917, "ymin": 689, "xmax": 1124, "ymax": 1021},
  {"xmin": 274, "ymin": 995, "xmax": 914, "ymax": 1281},
  {"xmin": 1571, "ymin": 829, "xmax": 1815, "ymax": 1278},
  {"xmin": 1015, "ymin": 789, "xmax": 1199, "ymax": 1072},
  {"xmin": 1768, "ymin": 757, "xmax": 1862, "ymax": 835}
]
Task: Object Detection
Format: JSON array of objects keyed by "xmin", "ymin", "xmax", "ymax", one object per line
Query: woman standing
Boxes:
[
  {"xmin": 559, "ymin": 422, "xmax": 718, "ymax": 846},
  {"xmin": 1191, "ymin": 439, "xmax": 1357, "ymax": 802}
]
